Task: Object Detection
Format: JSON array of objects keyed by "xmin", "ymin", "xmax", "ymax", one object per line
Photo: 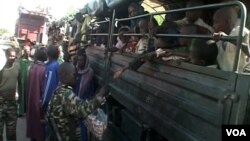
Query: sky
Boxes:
[{"xmin": 0, "ymin": 0, "xmax": 90, "ymax": 35}]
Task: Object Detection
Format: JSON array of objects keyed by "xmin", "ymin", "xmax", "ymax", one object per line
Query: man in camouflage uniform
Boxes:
[
  {"xmin": 47, "ymin": 62, "xmax": 109, "ymax": 141},
  {"xmin": 0, "ymin": 48, "xmax": 19, "ymax": 141}
]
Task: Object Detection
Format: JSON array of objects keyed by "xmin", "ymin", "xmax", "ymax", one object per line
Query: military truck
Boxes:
[{"xmin": 69, "ymin": 0, "xmax": 250, "ymax": 141}]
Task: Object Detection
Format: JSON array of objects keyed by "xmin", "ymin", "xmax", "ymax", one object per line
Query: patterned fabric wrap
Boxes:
[{"xmin": 0, "ymin": 97, "xmax": 17, "ymax": 141}]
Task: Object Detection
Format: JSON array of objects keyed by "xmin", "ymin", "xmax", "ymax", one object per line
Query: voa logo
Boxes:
[{"xmin": 226, "ymin": 129, "xmax": 246, "ymax": 136}]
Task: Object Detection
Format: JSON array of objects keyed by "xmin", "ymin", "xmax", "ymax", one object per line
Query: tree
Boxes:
[{"xmin": 0, "ymin": 28, "xmax": 9, "ymax": 36}]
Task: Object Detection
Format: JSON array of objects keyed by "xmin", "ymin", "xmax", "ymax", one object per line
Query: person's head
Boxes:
[
  {"xmin": 185, "ymin": 0, "xmax": 203, "ymax": 23},
  {"xmin": 213, "ymin": 7, "xmax": 238, "ymax": 34},
  {"xmin": 179, "ymin": 24, "xmax": 211, "ymax": 46},
  {"xmin": 118, "ymin": 26, "xmax": 131, "ymax": 43},
  {"xmin": 76, "ymin": 48, "xmax": 87, "ymax": 70},
  {"xmin": 154, "ymin": 25, "xmax": 180, "ymax": 49},
  {"xmin": 128, "ymin": 3, "xmax": 139, "ymax": 17},
  {"xmin": 128, "ymin": 2, "xmax": 144, "ymax": 17},
  {"xmin": 189, "ymin": 39, "xmax": 218, "ymax": 66},
  {"xmin": 138, "ymin": 18, "xmax": 149, "ymax": 34},
  {"xmin": 5, "ymin": 48, "xmax": 16, "ymax": 64},
  {"xmin": 58, "ymin": 62, "xmax": 76, "ymax": 86},
  {"xmin": 46, "ymin": 45, "xmax": 60, "ymax": 60},
  {"xmin": 221, "ymin": 0, "xmax": 240, "ymax": 16},
  {"xmin": 34, "ymin": 47, "xmax": 47, "ymax": 62},
  {"xmin": 23, "ymin": 45, "xmax": 31, "ymax": 58}
]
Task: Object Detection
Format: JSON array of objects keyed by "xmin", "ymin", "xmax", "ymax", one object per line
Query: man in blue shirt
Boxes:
[{"xmin": 42, "ymin": 45, "xmax": 60, "ymax": 112}]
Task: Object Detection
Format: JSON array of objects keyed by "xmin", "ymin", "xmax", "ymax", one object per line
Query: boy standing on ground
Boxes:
[{"xmin": 47, "ymin": 62, "xmax": 109, "ymax": 141}]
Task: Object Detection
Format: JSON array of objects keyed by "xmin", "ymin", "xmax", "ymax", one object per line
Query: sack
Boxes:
[{"xmin": 85, "ymin": 108, "xmax": 108, "ymax": 140}]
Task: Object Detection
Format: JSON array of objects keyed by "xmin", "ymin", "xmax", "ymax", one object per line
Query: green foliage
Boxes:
[{"xmin": 0, "ymin": 28, "xmax": 9, "ymax": 35}]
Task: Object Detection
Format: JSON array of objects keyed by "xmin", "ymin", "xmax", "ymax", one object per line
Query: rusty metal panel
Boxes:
[
  {"xmin": 86, "ymin": 47, "xmax": 239, "ymax": 141},
  {"xmin": 230, "ymin": 74, "xmax": 250, "ymax": 124}
]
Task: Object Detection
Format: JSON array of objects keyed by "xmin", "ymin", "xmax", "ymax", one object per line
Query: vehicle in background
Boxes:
[{"xmin": 15, "ymin": 7, "xmax": 50, "ymax": 45}]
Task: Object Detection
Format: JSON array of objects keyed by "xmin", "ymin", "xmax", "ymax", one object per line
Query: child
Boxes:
[
  {"xmin": 213, "ymin": 7, "xmax": 250, "ymax": 72},
  {"xmin": 47, "ymin": 62, "xmax": 109, "ymax": 141},
  {"xmin": 107, "ymin": 26, "xmax": 131, "ymax": 53},
  {"xmin": 189, "ymin": 39, "xmax": 218, "ymax": 67},
  {"xmin": 160, "ymin": 24, "xmax": 211, "ymax": 59}
]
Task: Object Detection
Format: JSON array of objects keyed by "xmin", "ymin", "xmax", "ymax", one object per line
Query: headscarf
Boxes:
[{"xmin": 75, "ymin": 48, "xmax": 94, "ymax": 99}]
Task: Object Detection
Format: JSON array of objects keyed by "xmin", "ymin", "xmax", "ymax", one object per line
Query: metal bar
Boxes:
[
  {"xmin": 91, "ymin": 20, "xmax": 110, "ymax": 25},
  {"xmin": 85, "ymin": 33, "xmax": 109, "ymax": 36},
  {"xmin": 155, "ymin": 34, "xmax": 237, "ymax": 41},
  {"xmin": 149, "ymin": 14, "xmax": 153, "ymax": 38},
  {"xmin": 113, "ymin": 33, "xmax": 148, "ymax": 36},
  {"xmin": 108, "ymin": 11, "xmax": 116, "ymax": 49},
  {"xmin": 115, "ymin": 1, "xmax": 245, "ymax": 22},
  {"xmin": 105, "ymin": 10, "xmax": 116, "ymax": 84},
  {"xmin": 233, "ymin": 1, "xmax": 247, "ymax": 72},
  {"xmin": 111, "ymin": 33, "xmax": 237, "ymax": 41}
]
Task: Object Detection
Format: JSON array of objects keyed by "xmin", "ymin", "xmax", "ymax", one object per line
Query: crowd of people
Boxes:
[
  {"xmin": 104, "ymin": 0, "xmax": 250, "ymax": 78},
  {"xmin": 0, "ymin": 36, "xmax": 109, "ymax": 141}
]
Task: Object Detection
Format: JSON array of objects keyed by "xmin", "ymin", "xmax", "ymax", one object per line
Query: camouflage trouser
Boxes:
[{"xmin": 0, "ymin": 97, "xmax": 17, "ymax": 141}]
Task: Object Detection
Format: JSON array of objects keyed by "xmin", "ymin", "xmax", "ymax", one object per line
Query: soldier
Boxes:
[
  {"xmin": 47, "ymin": 62, "xmax": 109, "ymax": 141},
  {"xmin": 0, "ymin": 48, "xmax": 20, "ymax": 141}
]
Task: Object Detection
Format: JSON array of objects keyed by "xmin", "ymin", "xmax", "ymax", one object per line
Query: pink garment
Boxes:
[{"xmin": 26, "ymin": 62, "xmax": 46, "ymax": 141}]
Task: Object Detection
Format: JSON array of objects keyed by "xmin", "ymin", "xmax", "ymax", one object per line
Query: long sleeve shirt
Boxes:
[
  {"xmin": 47, "ymin": 84, "xmax": 102, "ymax": 141},
  {"xmin": 42, "ymin": 59, "xmax": 59, "ymax": 111}
]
